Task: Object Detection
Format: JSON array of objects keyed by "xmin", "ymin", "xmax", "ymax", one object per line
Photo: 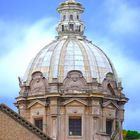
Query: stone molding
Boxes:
[
  {"xmin": 62, "ymin": 70, "xmax": 88, "ymax": 93},
  {"xmin": 102, "ymin": 100, "xmax": 120, "ymax": 110},
  {"xmin": 62, "ymin": 98, "xmax": 88, "ymax": 106},
  {"xmin": 27, "ymin": 100, "xmax": 46, "ymax": 109}
]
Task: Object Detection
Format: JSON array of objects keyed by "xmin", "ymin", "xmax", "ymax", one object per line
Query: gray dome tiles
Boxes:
[{"xmin": 24, "ymin": 36, "xmax": 116, "ymax": 84}]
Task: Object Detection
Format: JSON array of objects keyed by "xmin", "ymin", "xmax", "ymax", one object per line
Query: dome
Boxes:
[
  {"xmin": 16, "ymin": 2, "xmax": 128, "ymax": 140},
  {"xmin": 23, "ymin": 0, "xmax": 117, "ymax": 84},
  {"xmin": 24, "ymin": 36, "xmax": 116, "ymax": 84}
]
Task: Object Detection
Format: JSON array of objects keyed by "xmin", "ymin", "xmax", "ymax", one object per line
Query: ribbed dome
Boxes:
[
  {"xmin": 23, "ymin": 0, "xmax": 117, "ymax": 84},
  {"xmin": 24, "ymin": 36, "xmax": 116, "ymax": 83}
]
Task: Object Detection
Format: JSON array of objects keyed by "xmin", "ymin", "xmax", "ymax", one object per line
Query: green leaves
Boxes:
[{"xmin": 123, "ymin": 130, "xmax": 140, "ymax": 140}]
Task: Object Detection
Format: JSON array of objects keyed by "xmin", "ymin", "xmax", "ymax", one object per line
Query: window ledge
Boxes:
[
  {"xmin": 97, "ymin": 132, "xmax": 110, "ymax": 136},
  {"xmin": 67, "ymin": 136, "xmax": 83, "ymax": 139}
]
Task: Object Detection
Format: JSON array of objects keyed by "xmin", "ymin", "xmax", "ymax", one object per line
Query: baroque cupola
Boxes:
[{"xmin": 16, "ymin": 0, "xmax": 128, "ymax": 140}]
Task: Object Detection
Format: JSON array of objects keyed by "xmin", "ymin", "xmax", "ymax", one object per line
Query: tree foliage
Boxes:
[{"xmin": 123, "ymin": 130, "xmax": 140, "ymax": 140}]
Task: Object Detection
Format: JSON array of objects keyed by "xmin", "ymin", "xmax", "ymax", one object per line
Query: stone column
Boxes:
[
  {"xmin": 59, "ymin": 107, "xmax": 66, "ymax": 140},
  {"xmin": 102, "ymin": 115, "xmax": 106, "ymax": 133},
  {"xmin": 52, "ymin": 117, "xmax": 57, "ymax": 139},
  {"xmin": 85, "ymin": 109, "xmax": 89, "ymax": 140},
  {"xmin": 93, "ymin": 117, "xmax": 98, "ymax": 139},
  {"xmin": 50, "ymin": 97, "xmax": 58, "ymax": 139},
  {"xmin": 43, "ymin": 109, "xmax": 47, "ymax": 134}
]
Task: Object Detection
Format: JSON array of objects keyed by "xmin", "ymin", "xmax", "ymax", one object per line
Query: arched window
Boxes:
[
  {"xmin": 63, "ymin": 15, "xmax": 66, "ymax": 20},
  {"xmin": 62, "ymin": 25, "xmax": 64, "ymax": 31},
  {"xmin": 70, "ymin": 15, "xmax": 73, "ymax": 20},
  {"xmin": 79, "ymin": 25, "xmax": 81, "ymax": 32},
  {"xmin": 77, "ymin": 15, "xmax": 79, "ymax": 20},
  {"xmin": 69, "ymin": 24, "xmax": 74, "ymax": 31}
]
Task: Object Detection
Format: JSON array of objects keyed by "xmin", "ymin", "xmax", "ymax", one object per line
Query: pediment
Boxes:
[
  {"xmin": 63, "ymin": 98, "xmax": 88, "ymax": 106},
  {"xmin": 102, "ymin": 100, "xmax": 120, "ymax": 110},
  {"xmin": 27, "ymin": 100, "xmax": 46, "ymax": 109}
]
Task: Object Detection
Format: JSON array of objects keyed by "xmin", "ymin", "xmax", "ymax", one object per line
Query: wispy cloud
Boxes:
[
  {"xmin": 0, "ymin": 18, "xmax": 56, "ymax": 99},
  {"xmin": 103, "ymin": 0, "xmax": 140, "ymax": 35}
]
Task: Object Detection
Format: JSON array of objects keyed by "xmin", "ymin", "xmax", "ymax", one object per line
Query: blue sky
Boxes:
[{"xmin": 0, "ymin": 0, "xmax": 140, "ymax": 131}]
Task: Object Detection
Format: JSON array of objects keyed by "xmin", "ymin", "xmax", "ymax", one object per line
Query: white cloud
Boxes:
[
  {"xmin": 0, "ymin": 18, "xmax": 56, "ymax": 98},
  {"xmin": 104, "ymin": 0, "xmax": 140, "ymax": 34}
]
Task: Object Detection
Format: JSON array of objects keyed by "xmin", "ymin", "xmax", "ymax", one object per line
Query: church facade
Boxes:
[{"xmin": 15, "ymin": 0, "xmax": 128, "ymax": 140}]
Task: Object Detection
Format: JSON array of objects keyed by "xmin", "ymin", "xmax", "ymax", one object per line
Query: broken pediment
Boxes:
[
  {"xmin": 102, "ymin": 100, "xmax": 120, "ymax": 110},
  {"xmin": 107, "ymin": 83, "xmax": 116, "ymax": 96},
  {"xmin": 63, "ymin": 70, "xmax": 87, "ymax": 93},
  {"xmin": 102, "ymin": 73, "xmax": 118, "ymax": 96}
]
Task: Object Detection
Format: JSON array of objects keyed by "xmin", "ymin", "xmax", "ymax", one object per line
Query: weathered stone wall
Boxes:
[{"xmin": 0, "ymin": 111, "xmax": 42, "ymax": 140}]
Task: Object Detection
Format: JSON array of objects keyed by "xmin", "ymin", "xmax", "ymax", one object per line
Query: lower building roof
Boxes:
[{"xmin": 0, "ymin": 104, "xmax": 53, "ymax": 140}]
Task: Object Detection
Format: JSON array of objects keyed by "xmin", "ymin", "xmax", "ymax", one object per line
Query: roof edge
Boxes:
[{"xmin": 0, "ymin": 103, "xmax": 53, "ymax": 140}]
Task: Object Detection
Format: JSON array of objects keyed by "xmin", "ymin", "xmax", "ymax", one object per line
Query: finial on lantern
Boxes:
[{"xmin": 67, "ymin": 0, "xmax": 76, "ymax": 2}]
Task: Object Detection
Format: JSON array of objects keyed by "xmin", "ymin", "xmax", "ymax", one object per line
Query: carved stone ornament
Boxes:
[
  {"xmin": 92, "ymin": 107, "xmax": 100, "ymax": 115},
  {"xmin": 18, "ymin": 77, "xmax": 29, "ymax": 96},
  {"xmin": 63, "ymin": 70, "xmax": 87, "ymax": 93},
  {"xmin": 29, "ymin": 71, "xmax": 48, "ymax": 95},
  {"xmin": 19, "ymin": 83, "xmax": 28, "ymax": 96},
  {"xmin": 103, "ymin": 109, "xmax": 116, "ymax": 118}
]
